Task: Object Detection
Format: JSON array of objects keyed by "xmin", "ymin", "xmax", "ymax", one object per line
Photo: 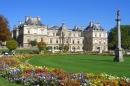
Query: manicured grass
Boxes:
[
  {"xmin": 28, "ymin": 54, "xmax": 130, "ymax": 77},
  {"xmin": 0, "ymin": 76, "xmax": 22, "ymax": 86}
]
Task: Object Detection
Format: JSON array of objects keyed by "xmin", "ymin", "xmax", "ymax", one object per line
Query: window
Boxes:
[
  {"xmin": 95, "ymin": 33, "xmax": 97, "ymax": 37},
  {"xmin": 66, "ymin": 39, "xmax": 68, "ymax": 43},
  {"xmin": 41, "ymin": 38, "xmax": 43, "ymax": 42},
  {"xmin": 104, "ymin": 40, "xmax": 106, "ymax": 44},
  {"xmin": 99, "ymin": 40, "xmax": 101, "ymax": 44},
  {"xmin": 47, "ymin": 32, "xmax": 49, "ymax": 35},
  {"xmin": 27, "ymin": 37, "xmax": 30, "ymax": 42},
  {"xmin": 77, "ymin": 46, "xmax": 80, "ymax": 50},
  {"xmin": 56, "ymin": 46, "xmax": 59, "ymax": 49},
  {"xmin": 104, "ymin": 33, "xmax": 105, "ymax": 37},
  {"xmin": 73, "ymin": 40, "xmax": 75, "ymax": 44},
  {"xmin": 77, "ymin": 41, "xmax": 79, "ymax": 44},
  {"xmin": 99, "ymin": 33, "xmax": 101, "ymax": 37},
  {"xmin": 34, "ymin": 37, "xmax": 37, "ymax": 41},
  {"xmin": 78, "ymin": 34, "xmax": 80, "ymax": 37},
  {"xmin": 41, "ymin": 30, "xmax": 43, "ymax": 34},
  {"xmin": 56, "ymin": 39, "xmax": 58, "ymax": 43},
  {"xmin": 50, "ymin": 39, "xmax": 53, "ymax": 43},
  {"xmin": 53, "ymin": 33, "xmax": 55, "ymax": 36},
  {"xmin": 27, "ymin": 29, "xmax": 30, "ymax": 33}
]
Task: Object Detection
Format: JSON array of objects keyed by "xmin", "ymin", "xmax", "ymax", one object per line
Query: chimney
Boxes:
[
  {"xmin": 62, "ymin": 22, "xmax": 65, "ymax": 26},
  {"xmin": 97, "ymin": 22, "xmax": 100, "ymax": 26},
  {"xmin": 81, "ymin": 26, "xmax": 84, "ymax": 29},
  {"xmin": 19, "ymin": 21, "xmax": 22, "ymax": 25},
  {"xmin": 47, "ymin": 24, "xmax": 50, "ymax": 29},
  {"xmin": 37, "ymin": 16, "xmax": 41, "ymax": 21},
  {"xmin": 74, "ymin": 26, "xmax": 78, "ymax": 30},
  {"xmin": 13, "ymin": 25, "xmax": 16, "ymax": 29},
  {"xmin": 89, "ymin": 22, "xmax": 93, "ymax": 27},
  {"xmin": 25, "ymin": 16, "xmax": 29, "ymax": 22}
]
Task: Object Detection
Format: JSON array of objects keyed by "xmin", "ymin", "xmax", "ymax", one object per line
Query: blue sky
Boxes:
[{"xmin": 0, "ymin": 0, "xmax": 130, "ymax": 31}]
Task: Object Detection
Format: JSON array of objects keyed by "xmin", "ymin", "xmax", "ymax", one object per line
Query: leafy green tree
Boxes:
[
  {"xmin": 54, "ymin": 46, "xmax": 56, "ymax": 50},
  {"xmin": 6, "ymin": 39, "xmax": 18, "ymax": 53},
  {"xmin": 29, "ymin": 40, "xmax": 37, "ymax": 47},
  {"xmin": 108, "ymin": 25, "xmax": 130, "ymax": 50},
  {"xmin": 82, "ymin": 45, "xmax": 87, "ymax": 52},
  {"xmin": 37, "ymin": 42, "xmax": 46, "ymax": 52},
  {"xmin": 46, "ymin": 46, "xmax": 51, "ymax": 50},
  {"xmin": 64, "ymin": 45, "xmax": 69, "ymax": 52},
  {"xmin": 0, "ymin": 14, "xmax": 11, "ymax": 42},
  {"xmin": 59, "ymin": 46, "xmax": 63, "ymax": 51}
]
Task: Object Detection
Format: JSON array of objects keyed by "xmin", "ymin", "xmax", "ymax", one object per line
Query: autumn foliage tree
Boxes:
[
  {"xmin": 6, "ymin": 39, "xmax": 18, "ymax": 52},
  {"xmin": 0, "ymin": 14, "xmax": 11, "ymax": 42},
  {"xmin": 37, "ymin": 42, "xmax": 47, "ymax": 52}
]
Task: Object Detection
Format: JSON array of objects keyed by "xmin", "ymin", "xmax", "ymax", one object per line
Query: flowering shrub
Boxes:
[{"xmin": 0, "ymin": 55, "xmax": 130, "ymax": 86}]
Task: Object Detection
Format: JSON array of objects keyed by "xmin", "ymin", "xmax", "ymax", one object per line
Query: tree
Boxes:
[
  {"xmin": 64, "ymin": 45, "xmax": 69, "ymax": 52},
  {"xmin": 59, "ymin": 46, "xmax": 63, "ymax": 51},
  {"xmin": 6, "ymin": 39, "xmax": 18, "ymax": 53},
  {"xmin": 0, "ymin": 14, "xmax": 11, "ymax": 42},
  {"xmin": 82, "ymin": 45, "xmax": 87, "ymax": 52},
  {"xmin": 108, "ymin": 25, "xmax": 130, "ymax": 50},
  {"xmin": 29, "ymin": 40, "xmax": 37, "ymax": 47},
  {"xmin": 37, "ymin": 42, "xmax": 46, "ymax": 52},
  {"xmin": 46, "ymin": 46, "xmax": 50, "ymax": 50}
]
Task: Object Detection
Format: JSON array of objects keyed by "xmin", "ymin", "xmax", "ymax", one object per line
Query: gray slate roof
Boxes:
[
  {"xmin": 25, "ymin": 18, "xmax": 44, "ymax": 26},
  {"xmin": 86, "ymin": 23, "xmax": 104, "ymax": 31}
]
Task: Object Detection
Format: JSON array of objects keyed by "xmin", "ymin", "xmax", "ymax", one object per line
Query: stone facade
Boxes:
[{"xmin": 12, "ymin": 16, "xmax": 108, "ymax": 52}]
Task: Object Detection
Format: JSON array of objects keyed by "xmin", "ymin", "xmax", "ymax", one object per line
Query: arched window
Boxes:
[{"xmin": 77, "ymin": 46, "xmax": 80, "ymax": 50}]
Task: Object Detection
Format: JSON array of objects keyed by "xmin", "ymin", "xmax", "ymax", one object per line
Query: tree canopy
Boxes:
[
  {"xmin": 37, "ymin": 42, "xmax": 47, "ymax": 51},
  {"xmin": 108, "ymin": 25, "xmax": 130, "ymax": 50},
  {"xmin": 6, "ymin": 39, "xmax": 18, "ymax": 51},
  {"xmin": 64, "ymin": 45, "xmax": 69, "ymax": 51},
  {"xmin": 29, "ymin": 40, "xmax": 37, "ymax": 47},
  {"xmin": 0, "ymin": 14, "xmax": 11, "ymax": 42}
]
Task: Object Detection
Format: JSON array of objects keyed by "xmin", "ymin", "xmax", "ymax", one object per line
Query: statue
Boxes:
[{"xmin": 117, "ymin": 9, "xmax": 120, "ymax": 17}]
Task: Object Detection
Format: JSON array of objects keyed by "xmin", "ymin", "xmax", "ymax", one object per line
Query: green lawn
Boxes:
[
  {"xmin": 0, "ymin": 77, "xmax": 22, "ymax": 86},
  {"xmin": 28, "ymin": 54, "xmax": 130, "ymax": 78}
]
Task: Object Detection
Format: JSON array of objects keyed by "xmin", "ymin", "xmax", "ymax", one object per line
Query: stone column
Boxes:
[{"xmin": 114, "ymin": 9, "xmax": 124, "ymax": 62}]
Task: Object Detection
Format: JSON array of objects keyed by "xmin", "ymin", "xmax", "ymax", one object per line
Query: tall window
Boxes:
[
  {"xmin": 34, "ymin": 37, "xmax": 37, "ymax": 41},
  {"xmin": 95, "ymin": 33, "xmax": 97, "ymax": 37},
  {"xmin": 41, "ymin": 38, "xmax": 43, "ymax": 42},
  {"xmin": 99, "ymin": 33, "xmax": 101, "ymax": 37},
  {"xmin": 27, "ymin": 29, "xmax": 30, "ymax": 34},
  {"xmin": 47, "ymin": 32, "xmax": 49, "ymax": 35},
  {"xmin": 53, "ymin": 33, "xmax": 55, "ymax": 36},
  {"xmin": 77, "ymin": 41, "xmax": 79, "ymax": 44},
  {"xmin": 66, "ymin": 39, "xmax": 68, "ymax": 43},
  {"xmin": 77, "ymin": 46, "xmax": 80, "ymax": 50},
  {"xmin": 56, "ymin": 39, "xmax": 58, "ymax": 43},
  {"xmin": 27, "ymin": 37, "xmax": 30, "ymax": 42},
  {"xmin": 78, "ymin": 34, "xmax": 80, "ymax": 37},
  {"xmin": 99, "ymin": 40, "xmax": 101, "ymax": 44},
  {"xmin": 73, "ymin": 40, "xmax": 75, "ymax": 44},
  {"xmin": 50, "ymin": 38, "xmax": 53, "ymax": 44}
]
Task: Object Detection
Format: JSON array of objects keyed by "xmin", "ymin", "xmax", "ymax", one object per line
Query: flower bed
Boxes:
[{"xmin": 0, "ymin": 54, "xmax": 130, "ymax": 86}]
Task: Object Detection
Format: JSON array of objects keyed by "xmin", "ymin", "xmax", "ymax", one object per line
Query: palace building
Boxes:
[{"xmin": 12, "ymin": 16, "xmax": 108, "ymax": 52}]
